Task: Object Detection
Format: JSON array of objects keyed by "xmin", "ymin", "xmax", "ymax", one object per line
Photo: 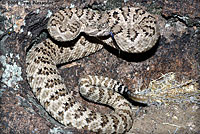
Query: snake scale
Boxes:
[{"xmin": 26, "ymin": 6, "xmax": 159, "ymax": 133}]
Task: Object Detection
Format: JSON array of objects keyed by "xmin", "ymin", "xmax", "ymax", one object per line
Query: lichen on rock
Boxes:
[{"xmin": 0, "ymin": 53, "xmax": 23, "ymax": 90}]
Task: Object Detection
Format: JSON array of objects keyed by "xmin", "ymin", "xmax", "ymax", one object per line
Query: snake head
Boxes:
[{"xmin": 84, "ymin": 21, "xmax": 111, "ymax": 37}]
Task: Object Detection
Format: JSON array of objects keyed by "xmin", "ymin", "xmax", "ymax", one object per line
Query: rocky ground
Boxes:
[{"xmin": 0, "ymin": 0, "xmax": 199, "ymax": 133}]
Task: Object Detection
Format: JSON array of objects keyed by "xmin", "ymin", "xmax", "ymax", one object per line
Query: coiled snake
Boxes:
[{"xmin": 26, "ymin": 6, "xmax": 159, "ymax": 133}]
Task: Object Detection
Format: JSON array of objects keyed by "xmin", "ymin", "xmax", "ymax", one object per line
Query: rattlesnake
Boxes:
[{"xmin": 26, "ymin": 6, "xmax": 159, "ymax": 133}]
